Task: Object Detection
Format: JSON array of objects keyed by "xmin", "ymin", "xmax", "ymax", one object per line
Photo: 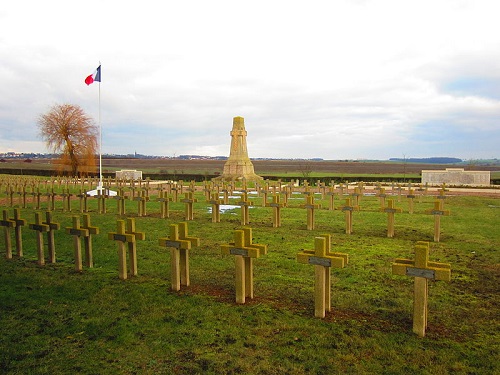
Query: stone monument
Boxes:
[
  {"xmin": 421, "ymin": 168, "xmax": 490, "ymax": 186},
  {"xmin": 214, "ymin": 116, "xmax": 263, "ymax": 182}
]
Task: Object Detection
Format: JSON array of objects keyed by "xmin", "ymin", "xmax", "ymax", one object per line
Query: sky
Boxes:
[{"xmin": 1, "ymin": 0, "xmax": 499, "ymax": 160}]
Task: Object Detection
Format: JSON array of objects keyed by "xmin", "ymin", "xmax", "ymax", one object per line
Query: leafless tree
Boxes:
[{"xmin": 37, "ymin": 104, "xmax": 98, "ymax": 176}]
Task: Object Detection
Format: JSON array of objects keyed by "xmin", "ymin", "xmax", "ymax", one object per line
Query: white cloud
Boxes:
[{"xmin": 0, "ymin": 0, "xmax": 499, "ymax": 159}]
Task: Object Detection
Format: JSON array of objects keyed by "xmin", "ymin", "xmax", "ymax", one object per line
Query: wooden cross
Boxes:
[
  {"xmin": 351, "ymin": 187, "xmax": 363, "ymax": 206},
  {"xmin": 9, "ymin": 208, "xmax": 27, "ymax": 257},
  {"xmin": 425, "ymin": 201, "xmax": 451, "ymax": 242},
  {"xmin": 301, "ymin": 195, "xmax": 321, "ymax": 230},
  {"xmin": 338, "ymin": 198, "xmax": 359, "ymax": 234},
  {"xmin": 113, "ymin": 188, "xmax": 128, "ymax": 216},
  {"xmin": 392, "ymin": 241, "xmax": 451, "ymax": 337},
  {"xmin": 377, "ymin": 187, "xmax": 387, "ymax": 209},
  {"xmin": 42, "ymin": 211, "xmax": 61, "ymax": 264},
  {"xmin": 297, "ymin": 234, "xmax": 348, "ymax": 318},
  {"xmin": 159, "ymin": 222, "xmax": 200, "ymax": 291},
  {"xmin": 156, "ymin": 190, "xmax": 171, "ymax": 219},
  {"xmin": 260, "ymin": 186, "xmax": 270, "ymax": 207},
  {"xmin": 133, "ymin": 190, "xmax": 149, "ymax": 217},
  {"xmin": 60, "ymin": 188, "xmax": 73, "ymax": 212},
  {"xmin": 221, "ymin": 228, "xmax": 267, "ymax": 304},
  {"xmin": 32, "ymin": 187, "xmax": 42, "ymax": 210},
  {"xmin": 406, "ymin": 188, "xmax": 416, "ymax": 214},
  {"xmin": 207, "ymin": 192, "xmax": 223, "ymax": 223},
  {"xmin": 326, "ymin": 187, "xmax": 336, "ymax": 211},
  {"xmin": 28, "ymin": 212, "xmax": 50, "ymax": 265},
  {"xmin": 66, "ymin": 216, "xmax": 90, "ymax": 272},
  {"xmin": 66, "ymin": 214, "xmax": 99, "ymax": 271},
  {"xmin": 96, "ymin": 188, "xmax": 108, "ymax": 214},
  {"xmin": 1, "ymin": 210, "xmax": 16, "ymax": 259},
  {"xmin": 265, "ymin": 194, "xmax": 285, "ymax": 228},
  {"xmin": 108, "ymin": 218, "xmax": 145, "ymax": 280},
  {"xmin": 238, "ymin": 191, "xmax": 253, "ymax": 226},
  {"xmin": 43, "ymin": 188, "xmax": 56, "ymax": 211},
  {"xmin": 76, "ymin": 189, "xmax": 89, "ymax": 213},
  {"xmin": 380, "ymin": 199, "xmax": 403, "ymax": 238},
  {"xmin": 181, "ymin": 192, "xmax": 197, "ymax": 221}
]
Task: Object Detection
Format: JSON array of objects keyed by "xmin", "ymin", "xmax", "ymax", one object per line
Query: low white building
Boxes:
[
  {"xmin": 421, "ymin": 168, "xmax": 490, "ymax": 186},
  {"xmin": 116, "ymin": 169, "xmax": 143, "ymax": 180}
]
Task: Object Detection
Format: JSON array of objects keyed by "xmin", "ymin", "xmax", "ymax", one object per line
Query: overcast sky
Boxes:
[{"xmin": 1, "ymin": 0, "xmax": 499, "ymax": 160}]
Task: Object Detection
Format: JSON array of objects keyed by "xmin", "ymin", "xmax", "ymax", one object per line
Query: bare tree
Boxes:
[{"xmin": 38, "ymin": 104, "xmax": 98, "ymax": 176}]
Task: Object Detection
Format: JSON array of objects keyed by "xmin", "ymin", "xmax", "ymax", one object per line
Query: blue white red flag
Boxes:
[{"xmin": 85, "ymin": 65, "xmax": 101, "ymax": 85}]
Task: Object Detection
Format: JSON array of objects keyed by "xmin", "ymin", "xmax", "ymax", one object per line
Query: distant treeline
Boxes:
[{"xmin": 389, "ymin": 157, "xmax": 463, "ymax": 164}]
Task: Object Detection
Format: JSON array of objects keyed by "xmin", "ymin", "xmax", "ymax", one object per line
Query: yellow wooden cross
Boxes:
[
  {"xmin": 425, "ymin": 201, "xmax": 451, "ymax": 242},
  {"xmin": 351, "ymin": 186, "xmax": 363, "ymax": 206},
  {"xmin": 207, "ymin": 192, "xmax": 223, "ymax": 223},
  {"xmin": 66, "ymin": 216, "xmax": 90, "ymax": 272},
  {"xmin": 380, "ymin": 199, "xmax": 403, "ymax": 238},
  {"xmin": 237, "ymin": 191, "xmax": 253, "ymax": 226},
  {"xmin": 156, "ymin": 190, "xmax": 171, "ymax": 219},
  {"xmin": 377, "ymin": 187, "xmax": 387, "ymax": 209},
  {"xmin": 181, "ymin": 192, "xmax": 198, "ymax": 220},
  {"xmin": 42, "ymin": 211, "xmax": 60, "ymax": 264},
  {"xmin": 159, "ymin": 222, "xmax": 200, "ymax": 291},
  {"xmin": 338, "ymin": 198, "xmax": 359, "ymax": 234},
  {"xmin": 265, "ymin": 194, "xmax": 285, "ymax": 228},
  {"xmin": 1, "ymin": 210, "xmax": 17, "ymax": 259},
  {"xmin": 392, "ymin": 241, "xmax": 451, "ymax": 337},
  {"xmin": 326, "ymin": 186, "xmax": 336, "ymax": 210},
  {"xmin": 297, "ymin": 234, "xmax": 348, "ymax": 318},
  {"xmin": 108, "ymin": 218, "xmax": 145, "ymax": 280},
  {"xmin": 11, "ymin": 208, "xmax": 27, "ymax": 257},
  {"xmin": 28, "ymin": 212, "xmax": 50, "ymax": 265},
  {"xmin": 133, "ymin": 189, "xmax": 149, "ymax": 217},
  {"xmin": 221, "ymin": 228, "xmax": 267, "ymax": 304},
  {"xmin": 301, "ymin": 195, "xmax": 321, "ymax": 230},
  {"xmin": 406, "ymin": 188, "xmax": 416, "ymax": 214}
]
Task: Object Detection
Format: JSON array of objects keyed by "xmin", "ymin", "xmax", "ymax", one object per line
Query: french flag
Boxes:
[{"xmin": 85, "ymin": 65, "xmax": 101, "ymax": 85}]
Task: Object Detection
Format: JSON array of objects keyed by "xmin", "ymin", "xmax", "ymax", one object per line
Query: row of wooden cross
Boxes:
[{"xmin": 2, "ymin": 206, "xmax": 451, "ymax": 337}]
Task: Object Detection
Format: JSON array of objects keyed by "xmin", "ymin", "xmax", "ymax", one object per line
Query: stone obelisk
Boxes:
[{"xmin": 215, "ymin": 116, "xmax": 263, "ymax": 182}]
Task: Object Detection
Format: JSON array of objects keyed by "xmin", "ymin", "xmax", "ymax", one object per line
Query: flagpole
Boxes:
[{"xmin": 98, "ymin": 65, "xmax": 102, "ymax": 189}]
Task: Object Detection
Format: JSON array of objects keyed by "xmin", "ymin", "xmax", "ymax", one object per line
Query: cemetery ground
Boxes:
[{"xmin": 0, "ymin": 180, "xmax": 498, "ymax": 374}]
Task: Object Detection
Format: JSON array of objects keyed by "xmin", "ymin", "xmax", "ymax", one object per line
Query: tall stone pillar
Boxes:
[{"xmin": 215, "ymin": 116, "xmax": 263, "ymax": 182}]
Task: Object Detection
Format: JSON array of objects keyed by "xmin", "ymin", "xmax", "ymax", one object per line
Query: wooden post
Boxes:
[
  {"xmin": 221, "ymin": 228, "xmax": 267, "ymax": 304},
  {"xmin": 28, "ymin": 212, "xmax": 50, "ymax": 265},
  {"xmin": 392, "ymin": 241, "xmax": 451, "ymax": 337},
  {"xmin": 159, "ymin": 222, "xmax": 200, "ymax": 291},
  {"xmin": 297, "ymin": 234, "xmax": 348, "ymax": 318}
]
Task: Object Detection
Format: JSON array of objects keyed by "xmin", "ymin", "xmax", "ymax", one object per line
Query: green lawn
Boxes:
[{"xmin": 0, "ymin": 181, "xmax": 498, "ymax": 374}]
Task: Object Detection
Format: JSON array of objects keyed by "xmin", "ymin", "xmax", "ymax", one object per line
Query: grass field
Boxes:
[{"xmin": 0, "ymin": 180, "xmax": 498, "ymax": 374}]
